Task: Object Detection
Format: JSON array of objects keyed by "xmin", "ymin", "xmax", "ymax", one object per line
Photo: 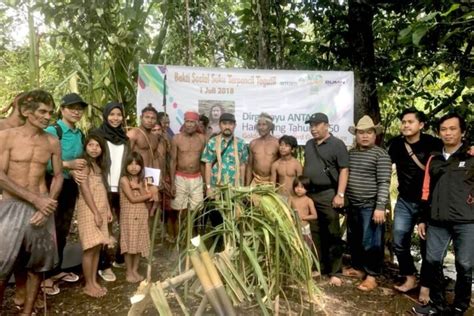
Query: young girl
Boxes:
[
  {"xmin": 76, "ymin": 134, "xmax": 113, "ymax": 297},
  {"xmin": 119, "ymin": 152, "xmax": 155, "ymax": 283},
  {"xmin": 289, "ymin": 176, "xmax": 317, "ymax": 248}
]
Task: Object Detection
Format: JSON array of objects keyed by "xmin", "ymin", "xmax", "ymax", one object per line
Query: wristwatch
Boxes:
[
  {"xmin": 206, "ymin": 184, "xmax": 211, "ymax": 189},
  {"xmin": 337, "ymin": 192, "xmax": 345, "ymax": 198}
]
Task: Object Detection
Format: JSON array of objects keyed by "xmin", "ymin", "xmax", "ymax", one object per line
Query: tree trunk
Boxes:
[
  {"xmin": 151, "ymin": 0, "xmax": 172, "ymax": 64},
  {"xmin": 255, "ymin": 0, "xmax": 271, "ymax": 69},
  {"xmin": 185, "ymin": 0, "xmax": 193, "ymax": 66},
  {"xmin": 347, "ymin": 0, "xmax": 380, "ymax": 124},
  {"xmin": 27, "ymin": 4, "xmax": 39, "ymax": 88}
]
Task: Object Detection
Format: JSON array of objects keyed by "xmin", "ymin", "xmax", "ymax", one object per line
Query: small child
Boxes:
[
  {"xmin": 119, "ymin": 152, "xmax": 155, "ymax": 283},
  {"xmin": 76, "ymin": 134, "xmax": 113, "ymax": 298},
  {"xmin": 289, "ymin": 176, "xmax": 317, "ymax": 248},
  {"xmin": 271, "ymin": 135, "xmax": 303, "ymax": 198}
]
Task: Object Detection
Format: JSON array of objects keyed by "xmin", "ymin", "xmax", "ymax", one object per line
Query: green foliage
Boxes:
[
  {"xmin": 0, "ymin": 0, "xmax": 471, "ymax": 135},
  {"xmin": 183, "ymin": 185, "xmax": 320, "ymax": 313}
]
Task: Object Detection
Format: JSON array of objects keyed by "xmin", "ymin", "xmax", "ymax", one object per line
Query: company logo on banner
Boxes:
[{"xmin": 137, "ymin": 65, "xmax": 354, "ymax": 145}]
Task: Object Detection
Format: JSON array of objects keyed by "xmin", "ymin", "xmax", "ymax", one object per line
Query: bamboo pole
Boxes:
[
  {"xmin": 149, "ymin": 283, "xmax": 172, "ymax": 316},
  {"xmin": 188, "ymin": 249, "xmax": 225, "ymax": 316},
  {"xmin": 193, "ymin": 237, "xmax": 236, "ymax": 316},
  {"xmin": 147, "ymin": 204, "xmax": 162, "ymax": 282},
  {"xmin": 160, "ymin": 269, "xmax": 196, "ymax": 289},
  {"xmin": 195, "ymin": 296, "xmax": 208, "ymax": 316},
  {"xmin": 168, "ymin": 283, "xmax": 190, "ymax": 316}
]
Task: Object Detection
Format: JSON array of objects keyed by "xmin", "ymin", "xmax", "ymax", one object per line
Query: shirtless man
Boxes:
[
  {"xmin": 169, "ymin": 111, "xmax": 206, "ymax": 240},
  {"xmin": 246, "ymin": 113, "xmax": 279, "ymax": 186},
  {"xmin": 156, "ymin": 112, "xmax": 173, "ymax": 218},
  {"xmin": 0, "ymin": 90, "xmax": 63, "ymax": 316},
  {"xmin": 0, "ymin": 92, "xmax": 31, "ymax": 311},
  {"xmin": 127, "ymin": 106, "xmax": 162, "ymax": 212},
  {"xmin": 127, "ymin": 105, "xmax": 160, "ymax": 168},
  {"xmin": 271, "ymin": 135, "xmax": 303, "ymax": 198}
]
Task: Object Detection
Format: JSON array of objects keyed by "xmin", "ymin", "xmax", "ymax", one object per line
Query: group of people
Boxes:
[{"xmin": 0, "ymin": 89, "xmax": 472, "ymax": 316}]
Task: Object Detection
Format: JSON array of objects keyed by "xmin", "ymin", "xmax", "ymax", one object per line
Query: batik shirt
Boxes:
[{"xmin": 201, "ymin": 135, "xmax": 248, "ymax": 186}]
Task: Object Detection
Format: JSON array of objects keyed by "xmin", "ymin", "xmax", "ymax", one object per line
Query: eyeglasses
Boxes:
[{"xmin": 65, "ymin": 106, "xmax": 84, "ymax": 113}]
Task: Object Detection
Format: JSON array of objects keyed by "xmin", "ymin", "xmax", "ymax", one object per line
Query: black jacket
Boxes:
[{"xmin": 424, "ymin": 146, "xmax": 474, "ymax": 224}]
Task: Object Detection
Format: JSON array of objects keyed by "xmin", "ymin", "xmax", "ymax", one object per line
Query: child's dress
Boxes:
[
  {"xmin": 120, "ymin": 184, "xmax": 150, "ymax": 257},
  {"xmin": 76, "ymin": 170, "xmax": 111, "ymax": 250}
]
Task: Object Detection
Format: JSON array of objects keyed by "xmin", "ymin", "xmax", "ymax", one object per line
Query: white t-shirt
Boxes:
[{"xmin": 107, "ymin": 141, "xmax": 125, "ymax": 192}]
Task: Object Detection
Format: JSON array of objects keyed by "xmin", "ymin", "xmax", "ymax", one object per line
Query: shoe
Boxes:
[
  {"xmin": 98, "ymin": 269, "xmax": 117, "ymax": 282},
  {"xmin": 412, "ymin": 303, "xmax": 439, "ymax": 315},
  {"xmin": 112, "ymin": 261, "xmax": 125, "ymax": 268}
]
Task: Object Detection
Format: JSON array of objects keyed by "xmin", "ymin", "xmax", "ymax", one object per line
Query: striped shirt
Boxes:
[{"xmin": 347, "ymin": 145, "xmax": 392, "ymax": 210}]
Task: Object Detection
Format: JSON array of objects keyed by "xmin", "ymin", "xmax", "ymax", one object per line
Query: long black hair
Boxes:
[
  {"xmin": 121, "ymin": 151, "xmax": 145, "ymax": 183},
  {"xmin": 82, "ymin": 133, "xmax": 109, "ymax": 189}
]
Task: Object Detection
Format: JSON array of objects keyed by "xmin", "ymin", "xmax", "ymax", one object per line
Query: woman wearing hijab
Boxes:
[{"xmin": 90, "ymin": 102, "xmax": 130, "ymax": 282}]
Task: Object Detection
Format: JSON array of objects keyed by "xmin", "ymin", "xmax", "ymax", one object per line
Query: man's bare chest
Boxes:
[{"xmin": 9, "ymin": 141, "xmax": 52, "ymax": 164}]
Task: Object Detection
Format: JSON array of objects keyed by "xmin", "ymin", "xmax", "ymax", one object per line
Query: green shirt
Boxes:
[
  {"xmin": 201, "ymin": 135, "xmax": 248, "ymax": 186},
  {"xmin": 45, "ymin": 119, "xmax": 84, "ymax": 179}
]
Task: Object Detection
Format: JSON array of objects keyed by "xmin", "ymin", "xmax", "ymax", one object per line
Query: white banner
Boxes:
[{"xmin": 137, "ymin": 65, "xmax": 354, "ymax": 145}]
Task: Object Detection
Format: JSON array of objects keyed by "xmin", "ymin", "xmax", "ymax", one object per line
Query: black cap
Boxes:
[
  {"xmin": 219, "ymin": 113, "xmax": 236, "ymax": 123},
  {"xmin": 305, "ymin": 112, "xmax": 328, "ymax": 124},
  {"xmin": 61, "ymin": 93, "xmax": 88, "ymax": 108}
]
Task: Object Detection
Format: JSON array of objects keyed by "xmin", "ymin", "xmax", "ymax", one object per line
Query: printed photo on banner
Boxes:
[{"xmin": 198, "ymin": 100, "xmax": 235, "ymax": 135}]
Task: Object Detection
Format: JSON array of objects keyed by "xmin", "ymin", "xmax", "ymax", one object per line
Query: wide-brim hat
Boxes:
[{"xmin": 348, "ymin": 115, "xmax": 383, "ymax": 135}]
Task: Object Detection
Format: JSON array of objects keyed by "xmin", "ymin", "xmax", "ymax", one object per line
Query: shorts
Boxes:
[
  {"xmin": 170, "ymin": 173, "xmax": 204, "ymax": 211},
  {"xmin": 0, "ymin": 199, "xmax": 58, "ymax": 280},
  {"xmin": 302, "ymin": 223, "xmax": 311, "ymax": 236}
]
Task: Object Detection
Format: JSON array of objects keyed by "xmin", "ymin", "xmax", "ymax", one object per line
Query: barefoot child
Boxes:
[
  {"xmin": 76, "ymin": 134, "xmax": 113, "ymax": 297},
  {"xmin": 119, "ymin": 152, "xmax": 155, "ymax": 283},
  {"xmin": 271, "ymin": 135, "xmax": 302, "ymax": 198},
  {"xmin": 289, "ymin": 176, "xmax": 317, "ymax": 248}
]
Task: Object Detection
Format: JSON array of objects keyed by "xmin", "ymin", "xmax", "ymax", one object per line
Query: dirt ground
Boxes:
[{"xmin": 2, "ymin": 240, "xmax": 473, "ymax": 315}]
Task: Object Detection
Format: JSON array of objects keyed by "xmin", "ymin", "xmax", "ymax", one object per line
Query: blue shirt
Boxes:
[{"xmin": 45, "ymin": 119, "xmax": 84, "ymax": 179}]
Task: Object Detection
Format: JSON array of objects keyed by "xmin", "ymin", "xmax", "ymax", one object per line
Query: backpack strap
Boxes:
[
  {"xmin": 404, "ymin": 142, "xmax": 425, "ymax": 171},
  {"xmin": 421, "ymin": 155, "xmax": 434, "ymax": 201},
  {"xmin": 53, "ymin": 123, "xmax": 63, "ymax": 140},
  {"xmin": 52, "ymin": 122, "xmax": 84, "ymax": 144}
]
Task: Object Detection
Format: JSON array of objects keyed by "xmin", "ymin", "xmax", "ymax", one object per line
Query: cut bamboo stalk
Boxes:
[
  {"xmin": 147, "ymin": 204, "xmax": 162, "ymax": 282},
  {"xmin": 214, "ymin": 258, "xmax": 245, "ymax": 303},
  {"xmin": 195, "ymin": 296, "xmax": 208, "ymax": 316},
  {"xmin": 188, "ymin": 249, "xmax": 225, "ymax": 316},
  {"xmin": 128, "ymin": 294, "xmax": 151, "ymax": 316},
  {"xmin": 160, "ymin": 268, "xmax": 196, "ymax": 289},
  {"xmin": 217, "ymin": 252, "xmax": 252, "ymax": 297},
  {"xmin": 149, "ymin": 283, "xmax": 173, "ymax": 316},
  {"xmin": 193, "ymin": 236, "xmax": 236, "ymax": 316},
  {"xmin": 168, "ymin": 282, "xmax": 190, "ymax": 316}
]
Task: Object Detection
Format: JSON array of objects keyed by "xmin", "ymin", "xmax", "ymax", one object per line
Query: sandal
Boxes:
[
  {"xmin": 41, "ymin": 281, "xmax": 60, "ymax": 296},
  {"xmin": 15, "ymin": 295, "xmax": 45, "ymax": 310},
  {"xmin": 52, "ymin": 272, "xmax": 79, "ymax": 283}
]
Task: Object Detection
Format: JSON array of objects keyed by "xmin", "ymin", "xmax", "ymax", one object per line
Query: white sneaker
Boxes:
[
  {"xmin": 98, "ymin": 268, "xmax": 116, "ymax": 282},
  {"xmin": 112, "ymin": 261, "xmax": 125, "ymax": 269}
]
